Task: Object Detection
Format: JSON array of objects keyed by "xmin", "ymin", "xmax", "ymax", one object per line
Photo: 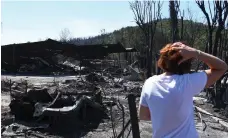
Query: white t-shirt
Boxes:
[{"xmin": 139, "ymin": 71, "xmax": 207, "ymax": 138}]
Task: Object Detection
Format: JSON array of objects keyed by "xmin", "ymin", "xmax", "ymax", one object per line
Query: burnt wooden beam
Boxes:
[
  {"xmin": 117, "ymin": 119, "xmax": 131, "ymax": 138},
  {"xmin": 61, "ymin": 92, "xmax": 93, "ymax": 96},
  {"xmin": 127, "ymin": 94, "xmax": 140, "ymax": 138}
]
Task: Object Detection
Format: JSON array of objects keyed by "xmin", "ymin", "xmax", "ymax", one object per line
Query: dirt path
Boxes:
[{"xmin": 1, "ymin": 75, "xmax": 79, "ymax": 86}]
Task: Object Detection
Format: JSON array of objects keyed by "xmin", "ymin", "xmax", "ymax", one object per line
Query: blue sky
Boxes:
[{"xmin": 1, "ymin": 1, "xmax": 206, "ymax": 45}]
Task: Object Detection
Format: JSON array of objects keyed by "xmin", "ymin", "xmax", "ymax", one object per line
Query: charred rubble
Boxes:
[
  {"xmin": 7, "ymin": 79, "xmax": 106, "ymax": 127},
  {"xmin": 1, "ymin": 68, "xmax": 143, "ymax": 137},
  {"xmin": 205, "ymin": 72, "xmax": 228, "ymax": 114},
  {"xmin": 1, "ymin": 39, "xmax": 143, "ymax": 137}
]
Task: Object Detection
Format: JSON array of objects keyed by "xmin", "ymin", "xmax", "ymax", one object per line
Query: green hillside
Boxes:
[{"xmin": 68, "ymin": 19, "xmax": 208, "ymax": 52}]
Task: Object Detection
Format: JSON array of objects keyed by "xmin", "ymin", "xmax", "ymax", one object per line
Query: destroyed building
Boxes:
[{"xmin": 1, "ymin": 39, "xmax": 138, "ymax": 76}]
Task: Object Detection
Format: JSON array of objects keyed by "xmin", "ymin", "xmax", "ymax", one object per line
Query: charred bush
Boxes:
[
  {"xmin": 27, "ymin": 88, "xmax": 53, "ymax": 103},
  {"xmin": 85, "ymin": 73, "xmax": 105, "ymax": 82},
  {"xmin": 9, "ymin": 99, "xmax": 35, "ymax": 120}
]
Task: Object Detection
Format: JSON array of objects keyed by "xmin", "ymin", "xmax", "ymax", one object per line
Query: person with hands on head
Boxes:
[{"xmin": 138, "ymin": 42, "xmax": 228, "ymax": 138}]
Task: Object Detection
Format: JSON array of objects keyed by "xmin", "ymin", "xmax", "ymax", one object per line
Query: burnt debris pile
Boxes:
[
  {"xmin": 205, "ymin": 72, "xmax": 228, "ymax": 116},
  {"xmin": 8, "ymin": 81, "xmax": 106, "ymax": 126},
  {"xmin": 1, "ymin": 69, "xmax": 143, "ymax": 137}
]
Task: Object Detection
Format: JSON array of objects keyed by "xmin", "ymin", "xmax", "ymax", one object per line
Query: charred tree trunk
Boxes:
[
  {"xmin": 146, "ymin": 45, "xmax": 152, "ymax": 77},
  {"xmin": 130, "ymin": 0, "xmax": 162, "ymax": 78},
  {"xmin": 180, "ymin": 15, "xmax": 184, "ymax": 40},
  {"xmin": 212, "ymin": 1, "xmax": 228, "ymax": 56},
  {"xmin": 169, "ymin": 1, "xmax": 180, "ymax": 42},
  {"xmin": 208, "ymin": 30, "xmax": 213, "ymax": 54},
  {"xmin": 196, "ymin": 1, "xmax": 215, "ymax": 54}
]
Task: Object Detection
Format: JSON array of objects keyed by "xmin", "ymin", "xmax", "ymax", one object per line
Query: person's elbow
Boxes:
[
  {"xmin": 222, "ymin": 61, "xmax": 228, "ymax": 72},
  {"xmin": 138, "ymin": 105, "xmax": 151, "ymax": 121},
  {"xmin": 139, "ymin": 113, "xmax": 151, "ymax": 121}
]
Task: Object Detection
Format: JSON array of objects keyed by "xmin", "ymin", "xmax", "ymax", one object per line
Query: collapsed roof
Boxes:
[
  {"xmin": 1, "ymin": 39, "xmax": 138, "ymax": 74},
  {"xmin": 2, "ymin": 39, "xmax": 137, "ymax": 60}
]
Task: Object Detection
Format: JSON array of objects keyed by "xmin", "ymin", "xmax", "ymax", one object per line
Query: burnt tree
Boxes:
[
  {"xmin": 169, "ymin": 0, "xmax": 180, "ymax": 42},
  {"xmin": 130, "ymin": 0, "xmax": 162, "ymax": 78},
  {"xmin": 59, "ymin": 28, "xmax": 72, "ymax": 43},
  {"xmin": 186, "ymin": 2, "xmax": 206, "ymax": 48},
  {"xmin": 219, "ymin": 22, "xmax": 228, "ymax": 59},
  {"xmin": 213, "ymin": 1, "xmax": 228, "ymax": 56},
  {"xmin": 196, "ymin": 0, "xmax": 228, "ymax": 108},
  {"xmin": 196, "ymin": 1, "xmax": 228, "ymax": 56}
]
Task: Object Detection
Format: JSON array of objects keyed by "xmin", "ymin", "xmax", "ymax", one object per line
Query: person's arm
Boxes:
[
  {"xmin": 196, "ymin": 50, "xmax": 228, "ymax": 88},
  {"xmin": 138, "ymin": 105, "xmax": 151, "ymax": 121},
  {"xmin": 138, "ymin": 83, "xmax": 151, "ymax": 121},
  {"xmin": 172, "ymin": 42, "xmax": 228, "ymax": 88}
]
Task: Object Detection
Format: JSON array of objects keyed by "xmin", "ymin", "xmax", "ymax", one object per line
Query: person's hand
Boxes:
[{"xmin": 171, "ymin": 42, "xmax": 198, "ymax": 65}]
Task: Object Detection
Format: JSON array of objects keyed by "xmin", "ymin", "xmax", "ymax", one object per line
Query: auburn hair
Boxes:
[{"xmin": 157, "ymin": 43, "xmax": 192, "ymax": 75}]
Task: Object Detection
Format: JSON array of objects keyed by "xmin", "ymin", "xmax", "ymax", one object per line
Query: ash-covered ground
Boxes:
[{"xmin": 1, "ymin": 73, "xmax": 228, "ymax": 138}]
